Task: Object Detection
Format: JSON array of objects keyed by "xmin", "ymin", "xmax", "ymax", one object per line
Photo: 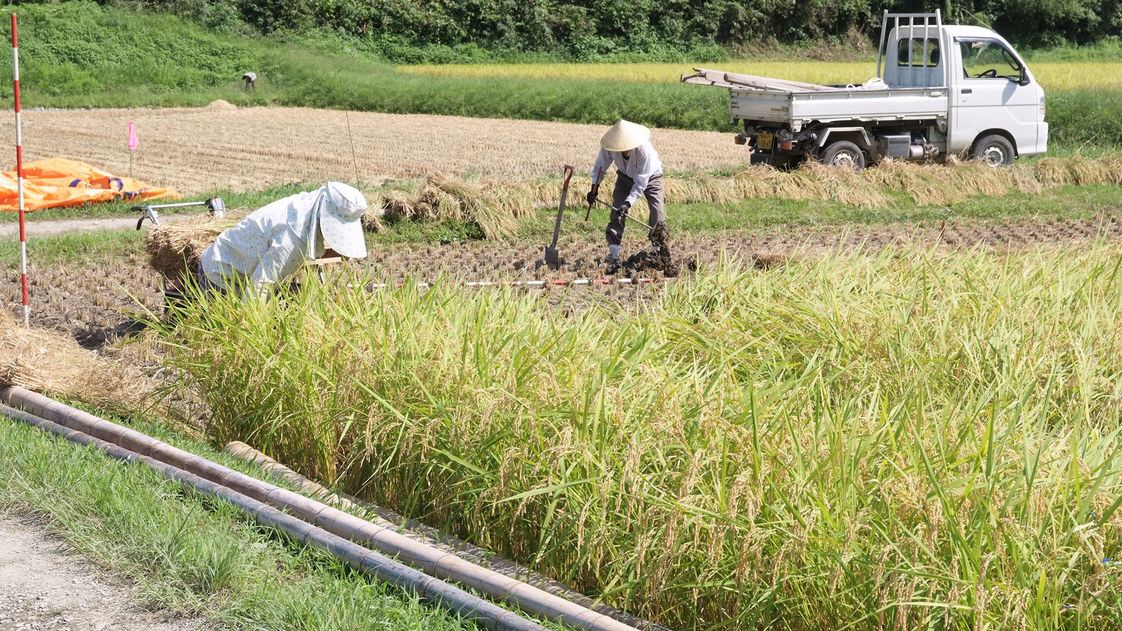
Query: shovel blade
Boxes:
[{"xmin": 545, "ymin": 246, "xmax": 560, "ymax": 267}]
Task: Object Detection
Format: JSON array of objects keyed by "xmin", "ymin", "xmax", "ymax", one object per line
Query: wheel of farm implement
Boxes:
[
  {"xmin": 970, "ymin": 134, "xmax": 1015, "ymax": 167},
  {"xmin": 820, "ymin": 140, "xmax": 866, "ymax": 172}
]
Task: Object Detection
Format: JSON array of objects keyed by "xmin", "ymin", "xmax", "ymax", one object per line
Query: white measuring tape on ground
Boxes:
[{"xmin": 368, "ymin": 276, "xmax": 674, "ymax": 289}]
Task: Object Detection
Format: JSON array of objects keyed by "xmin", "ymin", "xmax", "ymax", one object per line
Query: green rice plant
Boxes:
[{"xmin": 162, "ymin": 245, "xmax": 1122, "ymax": 629}]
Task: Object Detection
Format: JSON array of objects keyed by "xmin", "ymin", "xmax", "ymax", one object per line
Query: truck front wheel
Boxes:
[
  {"xmin": 820, "ymin": 141, "xmax": 866, "ymax": 172},
  {"xmin": 970, "ymin": 135, "xmax": 1015, "ymax": 167}
]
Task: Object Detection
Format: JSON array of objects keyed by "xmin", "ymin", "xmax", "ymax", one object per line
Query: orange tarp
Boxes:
[{"xmin": 0, "ymin": 157, "xmax": 179, "ymax": 211}]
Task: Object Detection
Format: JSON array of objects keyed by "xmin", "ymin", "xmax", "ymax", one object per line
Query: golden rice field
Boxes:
[{"xmin": 399, "ymin": 60, "xmax": 1122, "ymax": 91}]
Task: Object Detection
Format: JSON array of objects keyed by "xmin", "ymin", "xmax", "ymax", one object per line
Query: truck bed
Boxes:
[{"xmin": 682, "ymin": 67, "xmax": 949, "ymax": 130}]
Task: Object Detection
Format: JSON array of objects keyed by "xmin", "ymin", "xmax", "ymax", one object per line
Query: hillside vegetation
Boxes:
[
  {"xmin": 146, "ymin": 0, "xmax": 1122, "ymax": 60},
  {"xmin": 0, "ymin": 2, "xmax": 1118, "ymax": 151}
]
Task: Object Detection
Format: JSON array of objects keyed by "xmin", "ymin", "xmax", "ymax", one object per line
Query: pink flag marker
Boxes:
[{"xmin": 127, "ymin": 121, "xmax": 139, "ymax": 151}]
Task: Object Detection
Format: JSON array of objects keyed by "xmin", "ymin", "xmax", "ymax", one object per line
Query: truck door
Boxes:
[{"xmin": 949, "ymin": 38, "xmax": 1042, "ymax": 157}]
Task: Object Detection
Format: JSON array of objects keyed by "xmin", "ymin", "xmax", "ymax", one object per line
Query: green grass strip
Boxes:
[{"xmin": 0, "ymin": 410, "xmax": 477, "ymax": 631}]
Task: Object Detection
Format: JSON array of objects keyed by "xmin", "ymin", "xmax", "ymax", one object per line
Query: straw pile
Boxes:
[
  {"xmin": 523, "ymin": 154, "xmax": 1122, "ymax": 211},
  {"xmin": 142, "ymin": 155, "xmax": 1122, "ymax": 268},
  {"xmin": 143, "ymin": 215, "xmax": 238, "ymax": 281},
  {"xmin": 204, "ymin": 99, "xmax": 237, "ymax": 111},
  {"xmin": 0, "ymin": 311, "xmax": 153, "ymax": 413},
  {"xmin": 379, "ymin": 173, "xmax": 524, "ymax": 239}
]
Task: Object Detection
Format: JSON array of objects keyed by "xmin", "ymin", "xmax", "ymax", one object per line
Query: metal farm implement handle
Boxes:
[
  {"xmin": 544, "ymin": 164, "xmax": 575, "ymax": 267},
  {"xmin": 132, "ymin": 196, "xmax": 226, "ymax": 229},
  {"xmin": 588, "ymin": 196, "xmax": 653, "ymax": 230}
]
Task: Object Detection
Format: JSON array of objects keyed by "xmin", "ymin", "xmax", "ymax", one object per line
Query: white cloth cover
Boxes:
[
  {"xmin": 200, "ymin": 182, "xmax": 367, "ymax": 298},
  {"xmin": 314, "ymin": 182, "xmax": 368, "ymax": 258}
]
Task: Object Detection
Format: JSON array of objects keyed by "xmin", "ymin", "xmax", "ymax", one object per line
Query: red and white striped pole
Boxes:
[{"xmin": 11, "ymin": 13, "xmax": 28, "ymax": 326}]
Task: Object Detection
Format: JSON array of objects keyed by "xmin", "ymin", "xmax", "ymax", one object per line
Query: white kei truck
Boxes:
[{"xmin": 682, "ymin": 11, "xmax": 1048, "ymax": 170}]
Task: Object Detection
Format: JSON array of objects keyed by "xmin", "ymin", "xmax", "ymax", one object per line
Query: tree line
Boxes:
[{"xmin": 103, "ymin": 0, "xmax": 1122, "ymax": 56}]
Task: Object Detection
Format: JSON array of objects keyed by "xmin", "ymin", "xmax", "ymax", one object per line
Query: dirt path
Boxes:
[
  {"xmin": 1, "ymin": 105, "xmax": 746, "ymax": 195},
  {"xmin": 0, "ymin": 214, "xmax": 199, "ymax": 238},
  {"xmin": 0, "ymin": 512, "xmax": 206, "ymax": 631}
]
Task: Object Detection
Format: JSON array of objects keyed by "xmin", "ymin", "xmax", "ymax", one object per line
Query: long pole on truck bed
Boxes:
[{"xmin": 10, "ymin": 13, "xmax": 28, "ymax": 326}]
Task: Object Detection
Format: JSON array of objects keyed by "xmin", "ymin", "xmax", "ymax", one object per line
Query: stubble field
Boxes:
[
  {"xmin": 5, "ymin": 213, "xmax": 1122, "ymax": 352},
  {"xmin": 1, "ymin": 105, "xmax": 746, "ymax": 195}
]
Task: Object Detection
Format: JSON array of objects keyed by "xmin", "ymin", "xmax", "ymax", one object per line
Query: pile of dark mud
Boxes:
[{"xmin": 619, "ymin": 222, "xmax": 689, "ymax": 277}]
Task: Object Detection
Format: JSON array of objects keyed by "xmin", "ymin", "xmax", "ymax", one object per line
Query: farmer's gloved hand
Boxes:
[
  {"xmin": 614, "ymin": 201, "xmax": 631, "ymax": 218},
  {"xmin": 586, "ymin": 185, "xmax": 599, "ymax": 206}
]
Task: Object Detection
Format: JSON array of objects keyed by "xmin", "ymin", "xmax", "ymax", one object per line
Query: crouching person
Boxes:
[
  {"xmin": 586, "ymin": 119, "xmax": 667, "ymax": 272},
  {"xmin": 198, "ymin": 182, "xmax": 367, "ymax": 300}
]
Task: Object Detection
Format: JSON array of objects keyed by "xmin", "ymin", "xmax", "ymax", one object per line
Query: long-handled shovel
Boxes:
[{"xmin": 544, "ymin": 164, "xmax": 575, "ymax": 267}]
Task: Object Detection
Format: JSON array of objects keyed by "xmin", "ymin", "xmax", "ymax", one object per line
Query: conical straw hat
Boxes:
[{"xmin": 600, "ymin": 119, "xmax": 650, "ymax": 152}]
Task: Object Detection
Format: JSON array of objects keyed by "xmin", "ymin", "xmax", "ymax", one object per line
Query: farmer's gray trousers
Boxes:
[{"xmin": 605, "ymin": 172, "xmax": 665, "ymax": 247}]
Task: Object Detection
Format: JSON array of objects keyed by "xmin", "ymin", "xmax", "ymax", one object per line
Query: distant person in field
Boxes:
[
  {"xmin": 242, "ymin": 72, "xmax": 257, "ymax": 91},
  {"xmin": 586, "ymin": 119, "xmax": 666, "ymax": 271},
  {"xmin": 198, "ymin": 182, "xmax": 367, "ymax": 300}
]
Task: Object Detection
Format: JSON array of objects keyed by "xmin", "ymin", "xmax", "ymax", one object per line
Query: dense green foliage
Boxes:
[
  {"xmin": 270, "ymin": 51, "xmax": 731, "ymax": 128},
  {"xmin": 1049, "ymin": 88, "xmax": 1122, "ymax": 149},
  {"xmin": 8, "ymin": 1, "xmax": 270, "ymax": 96},
  {"xmin": 129, "ymin": 0, "xmax": 1122, "ymax": 60}
]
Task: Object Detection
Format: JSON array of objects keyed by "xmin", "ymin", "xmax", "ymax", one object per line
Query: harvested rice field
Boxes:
[
  {"xmin": 2, "ymin": 105, "xmax": 747, "ymax": 195},
  {"xmin": 5, "ymin": 214, "xmax": 1122, "ymax": 351},
  {"xmin": 3, "ymin": 104, "xmax": 1118, "ymax": 350}
]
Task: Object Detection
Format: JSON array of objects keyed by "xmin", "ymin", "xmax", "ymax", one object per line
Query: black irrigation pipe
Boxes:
[
  {"xmin": 222, "ymin": 440, "xmax": 671, "ymax": 631},
  {"xmin": 0, "ymin": 400, "xmax": 548, "ymax": 631},
  {"xmin": 0, "ymin": 386, "xmax": 651, "ymax": 631}
]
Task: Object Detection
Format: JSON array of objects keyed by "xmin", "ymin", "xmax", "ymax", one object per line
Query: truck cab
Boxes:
[
  {"xmin": 682, "ymin": 11, "xmax": 1048, "ymax": 169},
  {"xmin": 881, "ymin": 18, "xmax": 1048, "ymax": 164}
]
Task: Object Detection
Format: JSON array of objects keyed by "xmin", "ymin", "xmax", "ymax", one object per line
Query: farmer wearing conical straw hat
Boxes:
[
  {"xmin": 586, "ymin": 119, "xmax": 666, "ymax": 270},
  {"xmin": 198, "ymin": 182, "xmax": 367, "ymax": 299}
]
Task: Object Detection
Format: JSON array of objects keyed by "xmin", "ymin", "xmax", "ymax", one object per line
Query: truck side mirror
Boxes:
[{"xmin": 1017, "ymin": 74, "xmax": 1030, "ymax": 86}]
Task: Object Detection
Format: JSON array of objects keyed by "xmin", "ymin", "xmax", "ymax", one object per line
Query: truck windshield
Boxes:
[{"xmin": 959, "ymin": 39, "xmax": 1024, "ymax": 81}]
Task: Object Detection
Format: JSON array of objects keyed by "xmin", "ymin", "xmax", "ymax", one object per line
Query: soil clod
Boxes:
[{"xmin": 620, "ymin": 222, "xmax": 680, "ymax": 276}]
